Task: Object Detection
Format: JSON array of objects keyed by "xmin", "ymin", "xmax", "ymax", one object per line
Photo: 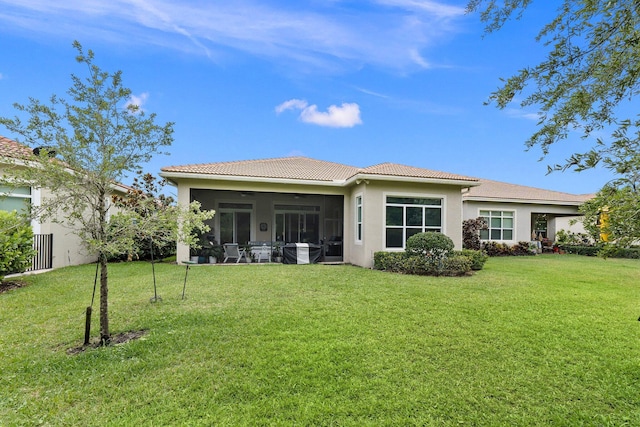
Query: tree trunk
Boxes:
[{"xmin": 99, "ymin": 252, "xmax": 110, "ymax": 345}]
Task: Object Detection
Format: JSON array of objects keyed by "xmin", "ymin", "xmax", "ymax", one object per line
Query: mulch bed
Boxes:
[
  {"xmin": 0, "ymin": 280, "xmax": 27, "ymax": 294},
  {"xmin": 67, "ymin": 329, "xmax": 149, "ymax": 355}
]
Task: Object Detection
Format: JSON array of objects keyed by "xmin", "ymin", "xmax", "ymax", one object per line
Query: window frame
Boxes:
[
  {"xmin": 355, "ymin": 193, "xmax": 363, "ymax": 244},
  {"xmin": 383, "ymin": 193, "xmax": 445, "ymax": 250},
  {"xmin": 479, "ymin": 210, "xmax": 515, "ymax": 242}
]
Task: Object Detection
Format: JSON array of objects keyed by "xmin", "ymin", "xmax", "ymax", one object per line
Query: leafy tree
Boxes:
[
  {"xmin": 580, "ymin": 185, "xmax": 640, "ymax": 254},
  {"xmin": 0, "ymin": 41, "xmax": 206, "ymax": 345},
  {"xmin": 467, "ymin": 1, "xmax": 640, "ymax": 174},
  {"xmin": 111, "ymin": 171, "xmax": 178, "ymax": 261},
  {"xmin": 0, "ymin": 211, "xmax": 36, "ymax": 282}
]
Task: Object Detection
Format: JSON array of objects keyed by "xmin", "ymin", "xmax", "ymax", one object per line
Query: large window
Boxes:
[
  {"xmin": 355, "ymin": 195, "xmax": 363, "ymax": 242},
  {"xmin": 385, "ymin": 196, "xmax": 442, "ymax": 248},
  {"xmin": 479, "ymin": 210, "xmax": 514, "ymax": 241},
  {"xmin": 0, "ymin": 185, "xmax": 31, "ymax": 213}
]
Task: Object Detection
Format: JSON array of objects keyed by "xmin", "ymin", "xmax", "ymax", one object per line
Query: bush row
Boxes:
[
  {"xmin": 373, "ymin": 249, "xmax": 488, "ymax": 276},
  {"xmin": 481, "ymin": 241, "xmax": 535, "ymax": 257},
  {"xmin": 559, "ymin": 244, "xmax": 640, "ymax": 259}
]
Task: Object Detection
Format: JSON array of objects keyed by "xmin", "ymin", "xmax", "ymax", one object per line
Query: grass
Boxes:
[{"xmin": 1, "ymin": 255, "xmax": 639, "ymax": 426}]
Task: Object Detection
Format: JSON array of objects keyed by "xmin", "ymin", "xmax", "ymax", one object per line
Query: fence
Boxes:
[{"xmin": 27, "ymin": 233, "xmax": 53, "ymax": 272}]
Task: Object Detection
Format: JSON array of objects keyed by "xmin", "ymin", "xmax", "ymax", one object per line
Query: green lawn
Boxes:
[{"xmin": 1, "ymin": 255, "xmax": 639, "ymax": 426}]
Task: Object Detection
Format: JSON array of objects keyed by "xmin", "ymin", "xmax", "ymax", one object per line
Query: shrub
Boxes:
[
  {"xmin": 440, "ymin": 255, "xmax": 472, "ymax": 276},
  {"xmin": 406, "ymin": 232, "xmax": 454, "ymax": 258},
  {"xmin": 463, "ymin": 217, "xmax": 488, "ymax": 250},
  {"xmin": 0, "ymin": 211, "xmax": 36, "ymax": 281},
  {"xmin": 400, "ymin": 255, "xmax": 434, "ymax": 275},
  {"xmin": 560, "ymin": 245, "xmax": 601, "ymax": 256},
  {"xmin": 482, "ymin": 241, "xmax": 536, "ymax": 257},
  {"xmin": 373, "ymin": 252, "xmax": 406, "ymax": 272},
  {"xmin": 457, "ymin": 249, "xmax": 489, "ymax": 270}
]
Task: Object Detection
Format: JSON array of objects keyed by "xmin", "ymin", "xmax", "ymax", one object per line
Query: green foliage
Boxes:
[
  {"xmin": 468, "ymin": 1, "xmax": 640, "ymax": 175},
  {"xmin": 405, "ymin": 232, "xmax": 454, "ymax": 258},
  {"xmin": 374, "ymin": 251, "xmax": 473, "ymax": 276},
  {"xmin": 373, "ymin": 251, "xmax": 406, "ymax": 272},
  {"xmin": 110, "ymin": 171, "xmax": 214, "ymax": 261},
  {"xmin": 0, "ymin": 41, "xmax": 178, "ymax": 343},
  {"xmin": 560, "ymin": 245, "xmax": 601, "ymax": 257},
  {"xmin": 555, "ymin": 229, "xmax": 595, "ymax": 246},
  {"xmin": 462, "ymin": 217, "xmax": 488, "ymax": 250},
  {"xmin": 482, "ymin": 241, "xmax": 535, "ymax": 257},
  {"xmin": 0, "ymin": 211, "xmax": 36, "ymax": 281},
  {"xmin": 457, "ymin": 249, "xmax": 489, "ymax": 270},
  {"xmin": 580, "ymin": 184, "xmax": 640, "ymax": 249}
]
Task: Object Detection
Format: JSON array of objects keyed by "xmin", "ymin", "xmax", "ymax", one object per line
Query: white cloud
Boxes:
[
  {"xmin": 124, "ymin": 92, "xmax": 149, "ymax": 112},
  {"xmin": 275, "ymin": 99, "xmax": 309, "ymax": 114},
  {"xmin": 505, "ymin": 108, "xmax": 541, "ymax": 121},
  {"xmin": 276, "ymin": 99, "xmax": 363, "ymax": 128},
  {"xmin": 0, "ymin": 0, "xmax": 466, "ymax": 73}
]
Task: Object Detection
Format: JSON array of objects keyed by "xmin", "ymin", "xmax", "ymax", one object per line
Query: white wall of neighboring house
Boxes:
[{"xmin": 555, "ymin": 216, "xmax": 588, "ymax": 235}]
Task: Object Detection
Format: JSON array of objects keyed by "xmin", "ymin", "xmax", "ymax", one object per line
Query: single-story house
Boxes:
[
  {"xmin": 0, "ymin": 136, "xmax": 129, "ymax": 270},
  {"xmin": 160, "ymin": 157, "xmax": 592, "ymax": 267}
]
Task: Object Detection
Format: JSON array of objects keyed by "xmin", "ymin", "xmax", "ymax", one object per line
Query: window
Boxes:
[
  {"xmin": 0, "ymin": 185, "xmax": 31, "ymax": 214},
  {"xmin": 479, "ymin": 210, "xmax": 514, "ymax": 241},
  {"xmin": 219, "ymin": 202, "xmax": 252, "ymax": 245},
  {"xmin": 385, "ymin": 196, "xmax": 442, "ymax": 248},
  {"xmin": 355, "ymin": 195, "xmax": 363, "ymax": 242}
]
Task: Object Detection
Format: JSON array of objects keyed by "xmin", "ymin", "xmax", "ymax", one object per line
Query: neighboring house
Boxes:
[
  {"xmin": 0, "ymin": 136, "xmax": 128, "ymax": 270},
  {"xmin": 463, "ymin": 179, "xmax": 592, "ymax": 243},
  {"xmin": 160, "ymin": 156, "xmax": 593, "ymax": 268}
]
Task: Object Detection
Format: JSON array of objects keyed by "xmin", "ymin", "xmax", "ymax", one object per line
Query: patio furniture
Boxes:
[
  {"xmin": 251, "ymin": 244, "xmax": 272, "ymax": 263},
  {"xmin": 223, "ymin": 243, "xmax": 248, "ymax": 263},
  {"xmin": 282, "ymin": 243, "xmax": 323, "ymax": 264}
]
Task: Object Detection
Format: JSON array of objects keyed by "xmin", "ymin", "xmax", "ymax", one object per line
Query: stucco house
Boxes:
[
  {"xmin": 0, "ymin": 136, "xmax": 128, "ymax": 270},
  {"xmin": 160, "ymin": 156, "xmax": 592, "ymax": 268}
]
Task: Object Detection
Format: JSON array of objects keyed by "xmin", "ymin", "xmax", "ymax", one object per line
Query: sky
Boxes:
[{"xmin": 0, "ymin": 0, "xmax": 618, "ymax": 194}]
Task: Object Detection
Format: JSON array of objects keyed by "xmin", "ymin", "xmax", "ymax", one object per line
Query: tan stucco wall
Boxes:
[
  {"xmin": 462, "ymin": 200, "xmax": 582, "ymax": 242},
  {"xmin": 348, "ymin": 181, "xmax": 465, "ymax": 268},
  {"xmin": 173, "ymin": 177, "xmax": 467, "ymax": 268}
]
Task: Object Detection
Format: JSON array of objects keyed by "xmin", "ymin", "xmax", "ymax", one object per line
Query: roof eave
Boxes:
[
  {"xmin": 345, "ymin": 173, "xmax": 480, "ymax": 187},
  {"xmin": 158, "ymin": 171, "xmax": 348, "ymax": 186},
  {"xmin": 463, "ymin": 196, "xmax": 585, "ymax": 206}
]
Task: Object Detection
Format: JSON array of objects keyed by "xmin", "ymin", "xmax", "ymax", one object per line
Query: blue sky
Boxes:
[{"xmin": 0, "ymin": 0, "xmax": 615, "ymax": 194}]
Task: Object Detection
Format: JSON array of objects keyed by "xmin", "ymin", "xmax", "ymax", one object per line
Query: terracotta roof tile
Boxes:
[
  {"xmin": 464, "ymin": 179, "xmax": 592, "ymax": 204},
  {"xmin": 0, "ymin": 136, "xmax": 33, "ymax": 159},
  {"xmin": 162, "ymin": 157, "xmax": 360, "ymax": 181},
  {"xmin": 162, "ymin": 157, "xmax": 479, "ymax": 183},
  {"xmin": 361, "ymin": 162, "xmax": 478, "ymax": 182}
]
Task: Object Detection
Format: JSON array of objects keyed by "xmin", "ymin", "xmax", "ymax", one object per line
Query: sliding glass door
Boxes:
[
  {"xmin": 274, "ymin": 205, "xmax": 320, "ymax": 243},
  {"xmin": 219, "ymin": 203, "xmax": 252, "ymax": 245}
]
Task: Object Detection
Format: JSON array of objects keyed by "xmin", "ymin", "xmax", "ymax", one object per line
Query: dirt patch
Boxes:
[
  {"xmin": 66, "ymin": 329, "xmax": 148, "ymax": 355},
  {"xmin": 0, "ymin": 280, "xmax": 28, "ymax": 294}
]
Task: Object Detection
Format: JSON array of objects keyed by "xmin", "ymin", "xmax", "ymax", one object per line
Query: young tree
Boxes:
[
  {"xmin": 467, "ymin": 1, "xmax": 640, "ymax": 174},
  {"xmin": 110, "ymin": 171, "xmax": 215, "ymax": 262},
  {"xmin": 0, "ymin": 41, "xmax": 176, "ymax": 345}
]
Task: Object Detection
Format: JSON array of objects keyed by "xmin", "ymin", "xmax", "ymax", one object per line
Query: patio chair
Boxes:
[{"xmin": 223, "ymin": 243, "xmax": 247, "ymax": 263}]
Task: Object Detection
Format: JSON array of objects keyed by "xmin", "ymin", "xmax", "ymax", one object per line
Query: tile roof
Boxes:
[
  {"xmin": 0, "ymin": 136, "xmax": 33, "ymax": 159},
  {"xmin": 361, "ymin": 162, "xmax": 478, "ymax": 182},
  {"xmin": 162, "ymin": 157, "xmax": 360, "ymax": 181},
  {"xmin": 161, "ymin": 156, "xmax": 479, "ymax": 184},
  {"xmin": 464, "ymin": 179, "xmax": 592, "ymax": 204}
]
